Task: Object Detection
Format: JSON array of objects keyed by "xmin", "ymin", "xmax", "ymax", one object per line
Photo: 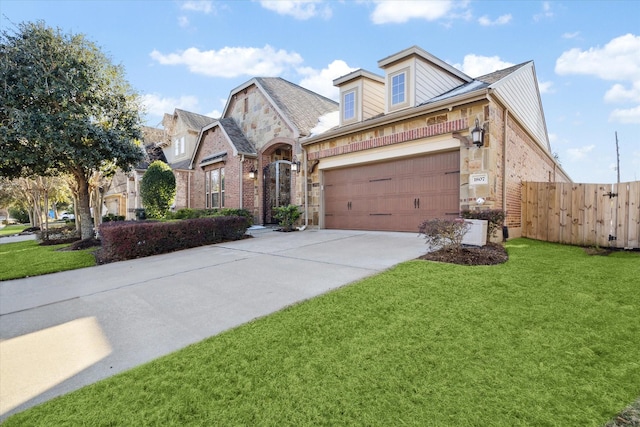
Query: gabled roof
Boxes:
[
  {"xmin": 333, "ymin": 69, "xmax": 384, "ymax": 86},
  {"xmin": 378, "ymin": 45, "xmax": 473, "ymax": 83},
  {"xmin": 189, "ymin": 118, "xmax": 258, "ymax": 169},
  {"xmin": 222, "ymin": 77, "xmax": 338, "ymax": 137},
  {"xmin": 218, "ymin": 118, "xmax": 256, "ymax": 156},
  {"xmin": 304, "ymin": 58, "xmax": 549, "ymax": 152},
  {"xmin": 476, "ymin": 61, "xmax": 530, "ymax": 85},
  {"xmin": 174, "ymin": 109, "xmax": 216, "ymax": 131}
]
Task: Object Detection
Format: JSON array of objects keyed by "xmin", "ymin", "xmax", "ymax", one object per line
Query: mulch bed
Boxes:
[{"xmin": 417, "ymin": 243, "xmax": 509, "ymax": 266}]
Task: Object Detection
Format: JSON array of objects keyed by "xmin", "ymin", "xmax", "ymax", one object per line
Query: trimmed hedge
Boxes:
[
  {"xmin": 98, "ymin": 216, "xmax": 250, "ymax": 262},
  {"xmin": 167, "ymin": 208, "xmax": 253, "ymax": 225}
]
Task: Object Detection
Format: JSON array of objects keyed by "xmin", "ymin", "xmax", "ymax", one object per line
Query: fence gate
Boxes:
[
  {"xmin": 263, "ymin": 161, "xmax": 292, "ymax": 224},
  {"xmin": 521, "ymin": 181, "xmax": 640, "ymax": 249}
]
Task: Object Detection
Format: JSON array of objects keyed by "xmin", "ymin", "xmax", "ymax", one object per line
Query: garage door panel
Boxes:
[{"xmin": 324, "ymin": 151, "xmax": 460, "ymax": 232}]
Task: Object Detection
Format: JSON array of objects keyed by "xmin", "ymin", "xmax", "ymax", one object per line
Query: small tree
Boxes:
[
  {"xmin": 418, "ymin": 218, "xmax": 470, "ymax": 252},
  {"xmin": 140, "ymin": 161, "xmax": 176, "ymax": 219},
  {"xmin": 273, "ymin": 204, "xmax": 301, "ymax": 232}
]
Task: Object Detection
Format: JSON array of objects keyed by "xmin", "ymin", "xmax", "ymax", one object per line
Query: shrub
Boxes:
[
  {"xmin": 98, "ymin": 215, "xmax": 250, "ymax": 262},
  {"xmin": 273, "ymin": 204, "xmax": 302, "ymax": 231},
  {"xmin": 418, "ymin": 218, "xmax": 470, "ymax": 252},
  {"xmin": 460, "ymin": 209, "xmax": 506, "ymax": 241},
  {"xmin": 140, "ymin": 161, "xmax": 176, "ymax": 218},
  {"xmin": 168, "ymin": 208, "xmax": 253, "ymax": 225},
  {"xmin": 9, "ymin": 206, "xmax": 29, "ymax": 224},
  {"xmin": 102, "ymin": 214, "xmax": 125, "ymax": 222},
  {"xmin": 37, "ymin": 224, "xmax": 80, "ymax": 245}
]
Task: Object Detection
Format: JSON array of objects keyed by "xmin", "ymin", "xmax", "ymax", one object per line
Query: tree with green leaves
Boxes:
[
  {"xmin": 0, "ymin": 21, "xmax": 144, "ymax": 239},
  {"xmin": 140, "ymin": 161, "xmax": 176, "ymax": 219}
]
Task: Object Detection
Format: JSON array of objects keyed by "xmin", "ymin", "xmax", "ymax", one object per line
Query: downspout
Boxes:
[
  {"xmin": 301, "ymin": 145, "xmax": 309, "ymax": 227},
  {"xmin": 187, "ymin": 171, "xmax": 191, "ymax": 208},
  {"xmin": 239, "ymin": 154, "xmax": 244, "ymax": 209},
  {"xmin": 502, "ymin": 108, "xmax": 508, "ymax": 212}
]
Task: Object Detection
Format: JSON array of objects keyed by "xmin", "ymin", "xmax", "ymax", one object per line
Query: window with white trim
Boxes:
[
  {"xmin": 391, "ymin": 72, "xmax": 406, "ymax": 105},
  {"xmin": 206, "ymin": 167, "xmax": 225, "ymax": 209},
  {"xmin": 343, "ymin": 91, "xmax": 355, "ymax": 121}
]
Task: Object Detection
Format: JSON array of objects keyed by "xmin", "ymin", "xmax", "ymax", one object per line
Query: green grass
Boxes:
[
  {"xmin": 0, "ymin": 240, "xmax": 96, "ymax": 280},
  {"xmin": 4, "ymin": 239, "xmax": 639, "ymax": 426},
  {"xmin": 0, "ymin": 224, "xmax": 28, "ymax": 236}
]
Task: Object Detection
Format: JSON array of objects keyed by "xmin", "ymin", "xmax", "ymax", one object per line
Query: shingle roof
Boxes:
[
  {"xmin": 175, "ymin": 109, "xmax": 216, "ymax": 131},
  {"xmin": 475, "ymin": 61, "xmax": 530, "ymax": 85},
  {"xmin": 254, "ymin": 77, "xmax": 338, "ymax": 136},
  {"xmin": 219, "ymin": 118, "xmax": 257, "ymax": 156},
  {"xmin": 137, "ymin": 143, "xmax": 168, "ymax": 169}
]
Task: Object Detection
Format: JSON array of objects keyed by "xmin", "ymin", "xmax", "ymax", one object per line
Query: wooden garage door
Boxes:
[{"xmin": 324, "ymin": 151, "xmax": 460, "ymax": 232}]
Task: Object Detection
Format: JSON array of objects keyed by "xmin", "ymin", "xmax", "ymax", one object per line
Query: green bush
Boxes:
[
  {"xmin": 168, "ymin": 208, "xmax": 253, "ymax": 225},
  {"xmin": 273, "ymin": 204, "xmax": 302, "ymax": 232},
  {"xmin": 140, "ymin": 161, "xmax": 176, "ymax": 218},
  {"xmin": 461, "ymin": 209, "xmax": 506, "ymax": 240},
  {"xmin": 102, "ymin": 214, "xmax": 125, "ymax": 222},
  {"xmin": 8, "ymin": 206, "xmax": 29, "ymax": 224}
]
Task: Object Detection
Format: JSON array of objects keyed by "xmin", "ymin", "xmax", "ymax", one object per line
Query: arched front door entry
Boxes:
[{"xmin": 263, "ymin": 160, "xmax": 293, "ymax": 224}]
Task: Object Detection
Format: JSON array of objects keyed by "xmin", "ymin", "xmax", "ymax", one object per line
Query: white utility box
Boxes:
[{"xmin": 462, "ymin": 219, "xmax": 488, "ymax": 247}]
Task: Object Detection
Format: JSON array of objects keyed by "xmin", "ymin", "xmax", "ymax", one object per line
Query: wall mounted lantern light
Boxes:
[
  {"xmin": 471, "ymin": 118, "xmax": 485, "ymax": 147},
  {"xmin": 291, "ymin": 156, "xmax": 301, "ymax": 173},
  {"xmin": 249, "ymin": 167, "xmax": 258, "ymax": 179}
]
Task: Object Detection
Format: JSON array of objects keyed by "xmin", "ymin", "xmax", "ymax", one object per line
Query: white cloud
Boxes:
[
  {"xmin": 150, "ymin": 45, "xmax": 304, "ymax": 78},
  {"xmin": 609, "ymin": 106, "xmax": 640, "ymax": 124},
  {"xmin": 604, "ymin": 82, "xmax": 640, "ymax": 103},
  {"xmin": 181, "ymin": 1, "xmax": 213, "ymax": 14},
  {"xmin": 453, "ymin": 54, "xmax": 514, "ymax": 77},
  {"xmin": 538, "ymin": 80, "xmax": 554, "ymax": 94},
  {"xmin": 370, "ymin": 0, "xmax": 457, "ymax": 24},
  {"xmin": 297, "ymin": 59, "xmax": 357, "ymax": 100},
  {"xmin": 534, "ymin": 1, "xmax": 553, "ymax": 21},
  {"xmin": 566, "ymin": 144, "xmax": 595, "ymax": 162},
  {"xmin": 556, "ymin": 34, "xmax": 640, "ymax": 124},
  {"xmin": 259, "ymin": 0, "xmax": 331, "ymax": 20},
  {"xmin": 562, "ymin": 31, "xmax": 580, "ymax": 39},
  {"xmin": 555, "ymin": 34, "xmax": 640, "ymax": 82},
  {"xmin": 478, "ymin": 14, "xmax": 511, "ymax": 26},
  {"xmin": 140, "ymin": 93, "xmax": 200, "ymax": 118},
  {"xmin": 204, "ymin": 109, "xmax": 222, "ymax": 118}
]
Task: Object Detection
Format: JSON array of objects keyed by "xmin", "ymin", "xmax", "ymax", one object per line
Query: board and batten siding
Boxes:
[{"xmin": 491, "ymin": 63, "xmax": 550, "ymax": 152}]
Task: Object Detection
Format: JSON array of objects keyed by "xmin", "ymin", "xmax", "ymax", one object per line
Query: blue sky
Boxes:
[{"xmin": 2, "ymin": 0, "xmax": 639, "ymax": 183}]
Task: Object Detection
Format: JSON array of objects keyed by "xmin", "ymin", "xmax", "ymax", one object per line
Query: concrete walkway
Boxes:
[{"xmin": 0, "ymin": 228, "xmax": 427, "ymax": 420}]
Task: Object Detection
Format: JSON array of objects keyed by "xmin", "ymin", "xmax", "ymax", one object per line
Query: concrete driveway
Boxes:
[{"xmin": 0, "ymin": 228, "xmax": 427, "ymax": 420}]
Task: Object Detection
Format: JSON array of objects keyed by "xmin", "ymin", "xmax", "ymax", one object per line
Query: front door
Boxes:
[{"xmin": 263, "ymin": 160, "xmax": 292, "ymax": 224}]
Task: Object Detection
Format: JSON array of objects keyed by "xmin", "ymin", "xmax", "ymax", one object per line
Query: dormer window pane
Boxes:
[
  {"xmin": 344, "ymin": 91, "xmax": 355, "ymax": 121},
  {"xmin": 392, "ymin": 72, "xmax": 405, "ymax": 105}
]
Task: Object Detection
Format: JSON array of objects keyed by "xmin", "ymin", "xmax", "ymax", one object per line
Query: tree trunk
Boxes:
[{"xmin": 74, "ymin": 171, "xmax": 94, "ymax": 240}]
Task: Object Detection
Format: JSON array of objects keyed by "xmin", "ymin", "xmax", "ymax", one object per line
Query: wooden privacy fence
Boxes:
[{"xmin": 521, "ymin": 181, "xmax": 640, "ymax": 249}]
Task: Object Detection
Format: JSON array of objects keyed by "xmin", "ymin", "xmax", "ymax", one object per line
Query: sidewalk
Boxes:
[{"xmin": 0, "ymin": 228, "xmax": 427, "ymax": 420}]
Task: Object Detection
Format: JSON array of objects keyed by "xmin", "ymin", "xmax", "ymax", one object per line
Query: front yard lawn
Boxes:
[
  {"xmin": 0, "ymin": 224, "xmax": 28, "ymax": 237},
  {"xmin": 0, "ymin": 240, "xmax": 96, "ymax": 281},
  {"xmin": 3, "ymin": 239, "xmax": 639, "ymax": 426}
]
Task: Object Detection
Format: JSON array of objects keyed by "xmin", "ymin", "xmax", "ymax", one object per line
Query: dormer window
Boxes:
[
  {"xmin": 343, "ymin": 91, "xmax": 355, "ymax": 121},
  {"xmin": 391, "ymin": 70, "xmax": 406, "ymax": 106}
]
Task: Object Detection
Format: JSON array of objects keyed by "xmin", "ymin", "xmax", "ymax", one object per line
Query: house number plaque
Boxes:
[{"xmin": 470, "ymin": 173, "xmax": 488, "ymax": 185}]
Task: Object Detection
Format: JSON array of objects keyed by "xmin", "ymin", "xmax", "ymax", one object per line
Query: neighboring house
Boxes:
[
  {"xmin": 103, "ymin": 126, "xmax": 167, "ymax": 219},
  {"xmin": 190, "ymin": 77, "xmax": 338, "ymax": 224},
  {"xmin": 299, "ymin": 46, "xmax": 570, "ymax": 237},
  {"xmin": 159, "ymin": 109, "xmax": 216, "ymax": 210}
]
